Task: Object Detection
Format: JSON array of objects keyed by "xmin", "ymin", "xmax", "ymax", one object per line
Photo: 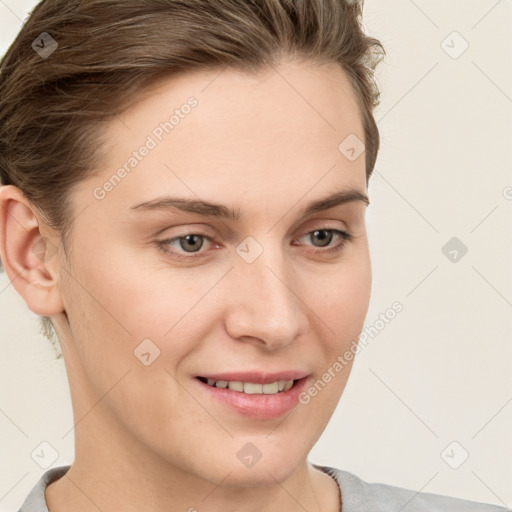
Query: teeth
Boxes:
[
  {"xmin": 228, "ymin": 381, "xmax": 244, "ymax": 392},
  {"xmin": 204, "ymin": 378, "xmax": 295, "ymax": 394},
  {"xmin": 263, "ymin": 382, "xmax": 279, "ymax": 394},
  {"xmin": 283, "ymin": 380, "xmax": 294, "ymax": 391},
  {"xmin": 244, "ymin": 382, "xmax": 263, "ymax": 394}
]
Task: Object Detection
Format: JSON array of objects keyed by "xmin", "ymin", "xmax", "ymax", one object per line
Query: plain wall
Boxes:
[{"xmin": 0, "ymin": 0, "xmax": 511, "ymax": 510}]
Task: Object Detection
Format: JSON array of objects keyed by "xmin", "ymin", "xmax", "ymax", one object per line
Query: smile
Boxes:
[{"xmin": 196, "ymin": 376, "xmax": 295, "ymax": 394}]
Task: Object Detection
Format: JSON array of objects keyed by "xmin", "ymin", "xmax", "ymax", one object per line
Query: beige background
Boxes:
[{"xmin": 0, "ymin": 0, "xmax": 511, "ymax": 510}]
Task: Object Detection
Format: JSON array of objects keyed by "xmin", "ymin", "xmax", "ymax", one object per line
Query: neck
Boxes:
[{"xmin": 45, "ymin": 444, "xmax": 340, "ymax": 512}]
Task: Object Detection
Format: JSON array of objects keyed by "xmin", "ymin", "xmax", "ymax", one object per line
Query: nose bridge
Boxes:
[{"xmin": 225, "ymin": 238, "xmax": 305, "ymax": 347}]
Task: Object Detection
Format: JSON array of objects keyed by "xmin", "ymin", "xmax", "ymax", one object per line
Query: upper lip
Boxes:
[{"xmin": 196, "ymin": 370, "xmax": 310, "ymax": 384}]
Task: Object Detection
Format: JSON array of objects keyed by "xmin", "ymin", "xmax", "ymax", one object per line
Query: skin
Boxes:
[{"xmin": 0, "ymin": 58, "xmax": 372, "ymax": 512}]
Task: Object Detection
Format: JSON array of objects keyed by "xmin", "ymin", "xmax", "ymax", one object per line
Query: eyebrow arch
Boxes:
[{"xmin": 130, "ymin": 189, "xmax": 369, "ymax": 221}]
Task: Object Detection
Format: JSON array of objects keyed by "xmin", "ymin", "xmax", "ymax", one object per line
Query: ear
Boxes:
[{"xmin": 0, "ymin": 185, "xmax": 65, "ymax": 316}]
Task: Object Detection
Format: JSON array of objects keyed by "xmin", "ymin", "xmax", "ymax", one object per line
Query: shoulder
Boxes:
[
  {"xmin": 313, "ymin": 464, "xmax": 511, "ymax": 512},
  {"xmin": 17, "ymin": 465, "xmax": 70, "ymax": 512}
]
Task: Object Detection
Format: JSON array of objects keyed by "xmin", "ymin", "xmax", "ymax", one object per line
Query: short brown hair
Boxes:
[{"xmin": 0, "ymin": 0, "xmax": 385, "ymax": 351}]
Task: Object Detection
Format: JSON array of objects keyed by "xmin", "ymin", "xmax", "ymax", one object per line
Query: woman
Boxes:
[{"xmin": 0, "ymin": 1, "xmax": 509, "ymax": 511}]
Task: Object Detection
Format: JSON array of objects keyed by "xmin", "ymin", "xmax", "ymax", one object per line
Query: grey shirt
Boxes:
[{"xmin": 17, "ymin": 463, "xmax": 511, "ymax": 511}]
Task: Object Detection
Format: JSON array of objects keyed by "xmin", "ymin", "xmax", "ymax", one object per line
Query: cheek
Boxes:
[
  {"xmin": 307, "ymin": 249, "xmax": 372, "ymax": 341},
  {"xmin": 61, "ymin": 257, "xmax": 195, "ymax": 440},
  {"xmin": 68, "ymin": 237, "xmax": 181, "ymax": 336},
  {"xmin": 63, "ymin": 249, "xmax": 218, "ymax": 416},
  {"xmin": 296, "ymin": 259, "xmax": 371, "ymax": 428}
]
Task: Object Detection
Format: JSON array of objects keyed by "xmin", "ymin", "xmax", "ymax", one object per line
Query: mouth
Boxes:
[
  {"xmin": 195, "ymin": 376, "xmax": 301, "ymax": 395},
  {"xmin": 193, "ymin": 375, "xmax": 310, "ymax": 420}
]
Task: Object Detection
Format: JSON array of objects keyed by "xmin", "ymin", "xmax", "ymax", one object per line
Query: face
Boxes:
[{"xmin": 52, "ymin": 58, "xmax": 372, "ymax": 486}]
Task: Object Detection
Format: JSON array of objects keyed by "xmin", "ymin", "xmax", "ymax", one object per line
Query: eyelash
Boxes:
[{"xmin": 156, "ymin": 228, "xmax": 353, "ymax": 261}]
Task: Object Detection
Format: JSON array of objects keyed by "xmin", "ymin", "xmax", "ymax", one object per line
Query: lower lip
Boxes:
[{"xmin": 193, "ymin": 377, "xmax": 310, "ymax": 420}]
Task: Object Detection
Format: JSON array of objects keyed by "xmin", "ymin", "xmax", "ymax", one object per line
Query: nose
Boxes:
[{"xmin": 223, "ymin": 245, "xmax": 308, "ymax": 350}]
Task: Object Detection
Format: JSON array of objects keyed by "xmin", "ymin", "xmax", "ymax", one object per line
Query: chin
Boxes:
[
  {"xmin": 214, "ymin": 441, "xmax": 307, "ymax": 487},
  {"xmin": 218, "ymin": 462, "xmax": 300, "ymax": 488}
]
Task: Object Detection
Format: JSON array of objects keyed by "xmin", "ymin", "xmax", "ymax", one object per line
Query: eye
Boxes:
[
  {"xmin": 294, "ymin": 228, "xmax": 353, "ymax": 255},
  {"xmin": 156, "ymin": 228, "xmax": 353, "ymax": 261},
  {"xmin": 158, "ymin": 232, "xmax": 213, "ymax": 259}
]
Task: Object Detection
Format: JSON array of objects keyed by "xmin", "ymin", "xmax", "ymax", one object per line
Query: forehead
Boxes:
[{"xmin": 83, "ymin": 59, "xmax": 366, "ymax": 217}]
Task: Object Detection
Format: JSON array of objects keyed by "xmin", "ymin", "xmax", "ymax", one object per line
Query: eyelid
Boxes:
[
  {"xmin": 296, "ymin": 219, "xmax": 349, "ymax": 235},
  {"xmin": 153, "ymin": 222, "xmax": 216, "ymax": 237},
  {"xmin": 155, "ymin": 221, "xmax": 352, "ymax": 261},
  {"xmin": 157, "ymin": 219, "xmax": 348, "ymax": 244}
]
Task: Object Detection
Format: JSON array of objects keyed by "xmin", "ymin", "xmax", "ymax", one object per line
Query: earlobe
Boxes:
[{"xmin": 0, "ymin": 185, "xmax": 65, "ymax": 316}]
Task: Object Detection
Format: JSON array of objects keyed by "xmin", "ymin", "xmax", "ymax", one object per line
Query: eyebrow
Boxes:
[{"xmin": 130, "ymin": 188, "xmax": 369, "ymax": 221}]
